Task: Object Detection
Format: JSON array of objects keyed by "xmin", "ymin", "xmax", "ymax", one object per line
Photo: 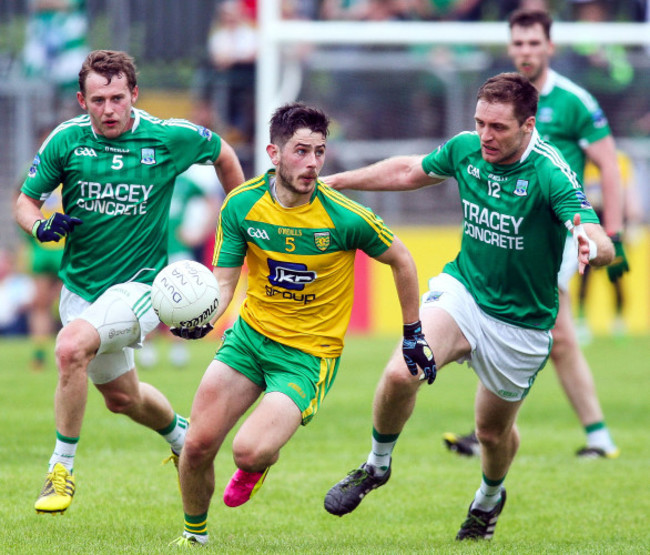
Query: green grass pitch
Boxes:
[{"xmin": 1, "ymin": 333, "xmax": 648, "ymax": 553}]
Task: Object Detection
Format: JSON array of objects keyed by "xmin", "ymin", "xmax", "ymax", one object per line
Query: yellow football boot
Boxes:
[{"xmin": 34, "ymin": 463, "xmax": 75, "ymax": 514}]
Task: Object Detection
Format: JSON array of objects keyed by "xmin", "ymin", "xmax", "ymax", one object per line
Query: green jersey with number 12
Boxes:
[
  {"xmin": 21, "ymin": 108, "xmax": 222, "ymax": 302},
  {"xmin": 422, "ymin": 129, "xmax": 599, "ymax": 330}
]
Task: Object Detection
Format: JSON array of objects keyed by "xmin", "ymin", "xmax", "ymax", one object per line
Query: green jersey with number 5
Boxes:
[
  {"xmin": 422, "ymin": 129, "xmax": 599, "ymax": 330},
  {"xmin": 21, "ymin": 108, "xmax": 223, "ymax": 301}
]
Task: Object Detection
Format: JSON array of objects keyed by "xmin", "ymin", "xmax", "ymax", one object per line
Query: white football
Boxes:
[{"xmin": 151, "ymin": 260, "xmax": 220, "ymax": 328}]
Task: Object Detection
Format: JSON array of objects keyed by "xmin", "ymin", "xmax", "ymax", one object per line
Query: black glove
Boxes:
[
  {"xmin": 32, "ymin": 213, "xmax": 83, "ymax": 243},
  {"xmin": 170, "ymin": 323, "xmax": 214, "ymax": 340},
  {"xmin": 402, "ymin": 320, "xmax": 437, "ymax": 385},
  {"xmin": 606, "ymin": 235, "xmax": 629, "ymax": 283}
]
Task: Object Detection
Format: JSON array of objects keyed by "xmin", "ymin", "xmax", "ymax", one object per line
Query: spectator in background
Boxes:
[
  {"xmin": 22, "ymin": 0, "xmax": 89, "ymax": 118},
  {"xmin": 412, "ymin": 0, "xmax": 484, "ymax": 21},
  {"xmin": 320, "ymin": 0, "xmax": 413, "ymax": 20},
  {"xmin": 567, "ymin": 0, "xmax": 634, "ymax": 123},
  {"xmin": 205, "ymin": 0, "xmax": 258, "ymax": 145},
  {"xmin": 0, "ymin": 249, "xmax": 34, "ymax": 337}
]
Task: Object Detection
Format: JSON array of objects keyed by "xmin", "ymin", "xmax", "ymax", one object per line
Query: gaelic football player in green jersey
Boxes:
[
  {"xmin": 14, "ymin": 50, "xmax": 245, "ymax": 515},
  {"xmin": 445, "ymin": 8, "xmax": 626, "ymax": 460},
  {"xmin": 169, "ymin": 103, "xmax": 435, "ymax": 547},
  {"xmin": 322, "ymin": 73, "xmax": 614, "ymax": 541}
]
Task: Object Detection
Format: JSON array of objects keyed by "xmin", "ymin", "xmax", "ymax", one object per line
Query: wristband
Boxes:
[
  {"xmin": 31, "ymin": 220, "xmax": 43, "ymax": 239},
  {"xmin": 574, "ymin": 224, "xmax": 597, "ymax": 261},
  {"xmin": 403, "ymin": 321, "xmax": 422, "ymax": 336}
]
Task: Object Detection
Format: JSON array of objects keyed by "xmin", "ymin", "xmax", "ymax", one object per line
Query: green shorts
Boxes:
[
  {"xmin": 215, "ymin": 318, "xmax": 340, "ymax": 425},
  {"xmin": 30, "ymin": 241, "xmax": 64, "ymax": 275}
]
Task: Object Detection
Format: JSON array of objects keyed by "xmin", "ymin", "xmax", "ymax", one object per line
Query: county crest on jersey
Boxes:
[{"xmin": 213, "ymin": 171, "xmax": 394, "ymax": 358}]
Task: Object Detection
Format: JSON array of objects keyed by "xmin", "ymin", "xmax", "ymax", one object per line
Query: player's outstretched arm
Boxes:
[
  {"xmin": 210, "ymin": 265, "xmax": 242, "ymax": 323},
  {"xmin": 571, "ymin": 214, "xmax": 615, "ymax": 274},
  {"xmin": 374, "ymin": 237, "xmax": 436, "ymax": 384},
  {"xmin": 214, "ymin": 140, "xmax": 245, "ymax": 194},
  {"xmin": 322, "ymin": 155, "xmax": 444, "ymax": 192}
]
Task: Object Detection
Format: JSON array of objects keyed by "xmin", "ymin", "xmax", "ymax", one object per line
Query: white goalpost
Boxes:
[{"xmin": 255, "ymin": 0, "xmax": 650, "ymax": 175}]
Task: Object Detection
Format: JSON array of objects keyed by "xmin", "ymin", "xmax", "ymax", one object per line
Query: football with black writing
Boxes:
[{"xmin": 151, "ymin": 260, "xmax": 220, "ymax": 328}]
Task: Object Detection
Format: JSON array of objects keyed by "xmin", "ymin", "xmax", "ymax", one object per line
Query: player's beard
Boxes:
[{"xmin": 277, "ymin": 166, "xmax": 316, "ymax": 196}]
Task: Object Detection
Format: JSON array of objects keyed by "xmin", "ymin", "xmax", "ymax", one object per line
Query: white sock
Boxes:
[
  {"xmin": 472, "ymin": 477, "xmax": 504, "ymax": 511},
  {"xmin": 160, "ymin": 414, "xmax": 189, "ymax": 454},
  {"xmin": 48, "ymin": 437, "xmax": 78, "ymax": 472},
  {"xmin": 367, "ymin": 436, "xmax": 397, "ymax": 475},
  {"xmin": 586, "ymin": 427, "xmax": 617, "ymax": 453}
]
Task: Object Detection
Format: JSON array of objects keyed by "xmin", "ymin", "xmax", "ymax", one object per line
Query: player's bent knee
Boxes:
[
  {"xmin": 232, "ymin": 440, "xmax": 276, "ymax": 471},
  {"xmin": 56, "ymin": 318, "xmax": 100, "ymax": 361},
  {"xmin": 55, "ymin": 327, "xmax": 97, "ymax": 373},
  {"xmin": 102, "ymin": 389, "xmax": 137, "ymax": 414},
  {"xmin": 183, "ymin": 435, "xmax": 219, "ymax": 468},
  {"xmin": 384, "ymin": 360, "xmax": 415, "ymax": 387}
]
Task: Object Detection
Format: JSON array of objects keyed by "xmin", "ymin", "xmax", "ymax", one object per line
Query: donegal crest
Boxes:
[{"xmin": 314, "ymin": 231, "xmax": 331, "ymax": 252}]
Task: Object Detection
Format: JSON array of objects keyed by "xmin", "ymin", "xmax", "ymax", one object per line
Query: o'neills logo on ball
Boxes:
[{"xmin": 180, "ymin": 297, "xmax": 219, "ymax": 328}]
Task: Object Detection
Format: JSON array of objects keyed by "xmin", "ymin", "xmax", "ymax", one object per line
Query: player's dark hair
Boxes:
[
  {"xmin": 508, "ymin": 8, "xmax": 553, "ymax": 40},
  {"xmin": 78, "ymin": 50, "xmax": 138, "ymax": 95},
  {"xmin": 477, "ymin": 72, "xmax": 538, "ymax": 125},
  {"xmin": 269, "ymin": 102, "xmax": 330, "ymax": 146}
]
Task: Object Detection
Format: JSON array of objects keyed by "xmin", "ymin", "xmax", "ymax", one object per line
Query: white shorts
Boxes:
[
  {"xmin": 557, "ymin": 235, "xmax": 578, "ymax": 292},
  {"xmin": 59, "ymin": 283, "xmax": 160, "ymax": 384},
  {"xmin": 421, "ymin": 274, "xmax": 552, "ymax": 401}
]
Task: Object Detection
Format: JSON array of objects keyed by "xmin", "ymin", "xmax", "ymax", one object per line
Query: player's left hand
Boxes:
[
  {"xmin": 606, "ymin": 235, "xmax": 629, "ymax": 282},
  {"xmin": 571, "ymin": 214, "xmax": 596, "ymax": 275},
  {"xmin": 170, "ymin": 323, "xmax": 213, "ymax": 340},
  {"xmin": 402, "ymin": 320, "xmax": 437, "ymax": 385}
]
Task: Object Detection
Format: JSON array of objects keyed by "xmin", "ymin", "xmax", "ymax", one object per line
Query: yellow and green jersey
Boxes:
[
  {"xmin": 21, "ymin": 108, "xmax": 222, "ymax": 302},
  {"xmin": 214, "ymin": 170, "xmax": 393, "ymax": 358}
]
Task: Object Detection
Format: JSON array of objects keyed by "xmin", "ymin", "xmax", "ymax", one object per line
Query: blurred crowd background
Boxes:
[{"xmin": 1, "ymin": 0, "xmax": 649, "ymax": 343}]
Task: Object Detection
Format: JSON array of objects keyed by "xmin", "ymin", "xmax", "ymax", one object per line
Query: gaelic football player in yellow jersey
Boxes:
[{"xmin": 169, "ymin": 102, "xmax": 435, "ymax": 547}]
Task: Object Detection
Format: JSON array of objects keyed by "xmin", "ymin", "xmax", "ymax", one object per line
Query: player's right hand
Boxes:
[
  {"xmin": 170, "ymin": 323, "xmax": 214, "ymax": 340},
  {"xmin": 32, "ymin": 213, "xmax": 83, "ymax": 243}
]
